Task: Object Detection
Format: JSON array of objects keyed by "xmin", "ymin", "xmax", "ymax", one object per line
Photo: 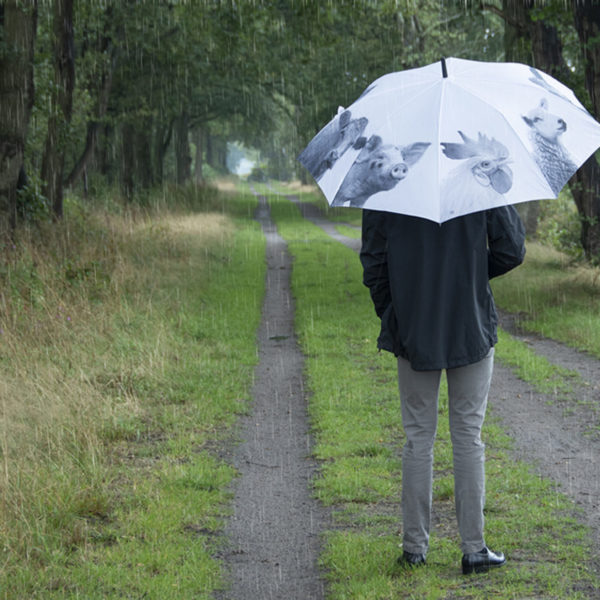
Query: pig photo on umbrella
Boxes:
[
  {"xmin": 522, "ymin": 97, "xmax": 578, "ymax": 195},
  {"xmin": 439, "ymin": 131, "xmax": 513, "ymax": 221},
  {"xmin": 297, "ymin": 108, "xmax": 368, "ymax": 181},
  {"xmin": 330, "ymin": 135, "xmax": 430, "ymax": 208}
]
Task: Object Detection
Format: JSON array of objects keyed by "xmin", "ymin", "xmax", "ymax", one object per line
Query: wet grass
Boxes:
[
  {"xmin": 334, "ymin": 224, "xmax": 361, "ymax": 239},
  {"xmin": 0, "ymin": 186, "xmax": 264, "ymax": 598},
  {"xmin": 268, "ymin": 191, "xmax": 599, "ymax": 599},
  {"xmin": 491, "ymin": 241, "xmax": 600, "ymax": 358},
  {"xmin": 495, "ymin": 329, "xmax": 581, "ymax": 398}
]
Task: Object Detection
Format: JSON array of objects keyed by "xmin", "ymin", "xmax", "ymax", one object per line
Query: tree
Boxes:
[
  {"xmin": 40, "ymin": 0, "xmax": 75, "ymax": 220},
  {"xmin": 489, "ymin": 1, "xmax": 600, "ymax": 259},
  {"xmin": 572, "ymin": 3, "xmax": 600, "ymax": 260},
  {"xmin": 0, "ymin": 0, "xmax": 37, "ymax": 236},
  {"xmin": 65, "ymin": 3, "xmax": 116, "ymax": 192}
]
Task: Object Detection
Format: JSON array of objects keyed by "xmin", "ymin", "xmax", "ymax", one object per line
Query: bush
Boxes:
[
  {"xmin": 536, "ymin": 192, "xmax": 583, "ymax": 259},
  {"xmin": 247, "ymin": 165, "xmax": 268, "ymax": 183},
  {"xmin": 16, "ymin": 170, "xmax": 51, "ymax": 223}
]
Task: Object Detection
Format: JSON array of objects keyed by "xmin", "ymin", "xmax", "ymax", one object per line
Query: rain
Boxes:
[{"xmin": 2, "ymin": 2, "xmax": 600, "ymax": 598}]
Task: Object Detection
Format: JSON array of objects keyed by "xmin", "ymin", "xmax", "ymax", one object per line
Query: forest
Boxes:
[
  {"xmin": 4, "ymin": 3, "xmax": 600, "ymax": 597},
  {"xmin": 1, "ymin": 1, "xmax": 600, "ymax": 257}
]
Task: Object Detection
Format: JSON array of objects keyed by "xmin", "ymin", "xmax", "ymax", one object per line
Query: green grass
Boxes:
[
  {"xmin": 494, "ymin": 329, "xmax": 581, "ymax": 398},
  {"xmin": 268, "ymin": 192, "xmax": 598, "ymax": 599},
  {"xmin": 491, "ymin": 241, "xmax": 600, "ymax": 357},
  {"xmin": 334, "ymin": 224, "xmax": 361, "ymax": 239},
  {"xmin": 0, "ymin": 187, "xmax": 265, "ymax": 598},
  {"xmin": 279, "ymin": 183, "xmax": 363, "ymax": 225}
]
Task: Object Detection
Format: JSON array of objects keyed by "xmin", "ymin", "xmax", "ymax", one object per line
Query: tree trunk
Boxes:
[
  {"xmin": 0, "ymin": 1, "xmax": 37, "ymax": 236},
  {"xmin": 66, "ymin": 47, "xmax": 115, "ymax": 188},
  {"xmin": 121, "ymin": 122, "xmax": 135, "ymax": 199},
  {"xmin": 153, "ymin": 119, "xmax": 173, "ymax": 186},
  {"xmin": 174, "ymin": 112, "xmax": 191, "ymax": 185},
  {"xmin": 193, "ymin": 127, "xmax": 204, "ymax": 183},
  {"xmin": 206, "ymin": 130, "xmax": 213, "ymax": 168},
  {"xmin": 573, "ymin": 4, "xmax": 600, "ymax": 260},
  {"xmin": 98, "ymin": 124, "xmax": 113, "ymax": 179},
  {"xmin": 570, "ymin": 156, "xmax": 600, "ymax": 259},
  {"xmin": 136, "ymin": 119, "xmax": 153, "ymax": 189},
  {"xmin": 502, "ymin": 0, "xmax": 532, "ymax": 64},
  {"xmin": 41, "ymin": 0, "xmax": 75, "ymax": 220},
  {"xmin": 206, "ymin": 135, "xmax": 227, "ymax": 172}
]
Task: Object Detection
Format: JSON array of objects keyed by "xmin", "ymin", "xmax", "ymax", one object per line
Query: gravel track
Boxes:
[{"xmin": 216, "ymin": 192, "xmax": 328, "ymax": 599}]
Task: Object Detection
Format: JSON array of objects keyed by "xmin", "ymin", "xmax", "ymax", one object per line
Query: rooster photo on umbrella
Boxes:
[{"xmin": 298, "ymin": 57, "xmax": 600, "ymax": 223}]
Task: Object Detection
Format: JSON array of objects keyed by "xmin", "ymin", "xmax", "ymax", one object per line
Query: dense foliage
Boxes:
[{"xmin": 2, "ymin": 1, "xmax": 600, "ymax": 256}]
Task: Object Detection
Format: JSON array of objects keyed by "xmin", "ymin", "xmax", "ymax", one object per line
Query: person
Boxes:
[{"xmin": 360, "ymin": 206, "xmax": 526, "ymax": 575}]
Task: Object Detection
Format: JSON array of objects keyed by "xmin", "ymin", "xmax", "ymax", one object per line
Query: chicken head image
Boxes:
[{"xmin": 440, "ymin": 131, "xmax": 513, "ymax": 220}]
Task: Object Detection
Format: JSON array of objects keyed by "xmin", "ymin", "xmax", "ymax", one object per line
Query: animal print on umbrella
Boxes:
[{"xmin": 523, "ymin": 98, "xmax": 577, "ymax": 195}]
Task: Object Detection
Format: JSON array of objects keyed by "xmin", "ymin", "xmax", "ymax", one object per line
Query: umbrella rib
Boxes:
[{"xmin": 351, "ymin": 80, "xmax": 441, "ymax": 136}]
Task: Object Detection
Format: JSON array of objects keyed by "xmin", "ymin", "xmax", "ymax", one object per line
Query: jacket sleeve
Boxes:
[
  {"xmin": 486, "ymin": 205, "xmax": 526, "ymax": 279},
  {"xmin": 360, "ymin": 209, "xmax": 392, "ymax": 318}
]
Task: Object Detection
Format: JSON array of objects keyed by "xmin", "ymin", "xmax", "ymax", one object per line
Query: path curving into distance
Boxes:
[{"xmin": 217, "ymin": 191, "xmax": 327, "ymax": 599}]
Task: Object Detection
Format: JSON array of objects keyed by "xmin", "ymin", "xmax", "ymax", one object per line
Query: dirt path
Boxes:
[
  {"xmin": 218, "ymin": 190, "xmax": 600, "ymax": 597},
  {"xmin": 289, "ymin": 195, "xmax": 600, "ymax": 580},
  {"xmin": 216, "ymin": 193, "xmax": 327, "ymax": 599},
  {"xmin": 491, "ymin": 314, "xmax": 600, "ymax": 567}
]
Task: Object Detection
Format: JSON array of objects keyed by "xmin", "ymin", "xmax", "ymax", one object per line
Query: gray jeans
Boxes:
[{"xmin": 398, "ymin": 349, "xmax": 494, "ymax": 555}]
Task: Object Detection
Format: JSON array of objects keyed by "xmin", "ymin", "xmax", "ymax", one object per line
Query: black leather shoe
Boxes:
[
  {"xmin": 397, "ymin": 550, "xmax": 426, "ymax": 567},
  {"xmin": 462, "ymin": 547, "xmax": 506, "ymax": 574}
]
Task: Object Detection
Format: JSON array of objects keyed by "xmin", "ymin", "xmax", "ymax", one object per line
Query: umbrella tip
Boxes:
[{"xmin": 441, "ymin": 57, "xmax": 448, "ymax": 78}]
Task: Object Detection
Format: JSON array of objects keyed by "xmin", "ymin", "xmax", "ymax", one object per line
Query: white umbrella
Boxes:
[{"xmin": 298, "ymin": 57, "xmax": 600, "ymax": 223}]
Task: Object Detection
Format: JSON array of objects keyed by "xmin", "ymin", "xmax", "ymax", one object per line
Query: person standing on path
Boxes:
[{"xmin": 360, "ymin": 206, "xmax": 525, "ymax": 575}]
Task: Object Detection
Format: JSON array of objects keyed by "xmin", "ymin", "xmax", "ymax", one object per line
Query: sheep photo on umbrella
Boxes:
[{"xmin": 298, "ymin": 57, "xmax": 600, "ymax": 575}]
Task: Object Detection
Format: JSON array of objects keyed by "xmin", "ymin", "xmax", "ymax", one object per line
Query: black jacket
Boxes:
[{"xmin": 360, "ymin": 207, "xmax": 526, "ymax": 371}]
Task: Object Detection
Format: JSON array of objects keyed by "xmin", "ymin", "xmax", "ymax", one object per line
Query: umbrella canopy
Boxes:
[{"xmin": 298, "ymin": 57, "xmax": 600, "ymax": 223}]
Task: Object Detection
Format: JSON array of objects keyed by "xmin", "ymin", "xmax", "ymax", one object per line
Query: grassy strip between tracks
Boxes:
[
  {"xmin": 269, "ymin": 191, "xmax": 598, "ymax": 600},
  {"xmin": 0, "ymin": 186, "xmax": 264, "ymax": 599}
]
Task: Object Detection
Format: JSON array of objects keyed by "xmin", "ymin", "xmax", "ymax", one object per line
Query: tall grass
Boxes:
[
  {"xmin": 1, "ymin": 210, "xmax": 126, "ymax": 568},
  {"xmin": 0, "ymin": 184, "xmax": 264, "ymax": 597}
]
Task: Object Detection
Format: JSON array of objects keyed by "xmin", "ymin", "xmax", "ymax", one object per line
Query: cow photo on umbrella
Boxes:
[{"xmin": 297, "ymin": 108, "xmax": 368, "ymax": 182}]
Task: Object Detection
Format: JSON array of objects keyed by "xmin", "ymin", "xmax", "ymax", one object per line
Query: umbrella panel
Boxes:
[{"xmin": 301, "ymin": 58, "xmax": 600, "ymax": 223}]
